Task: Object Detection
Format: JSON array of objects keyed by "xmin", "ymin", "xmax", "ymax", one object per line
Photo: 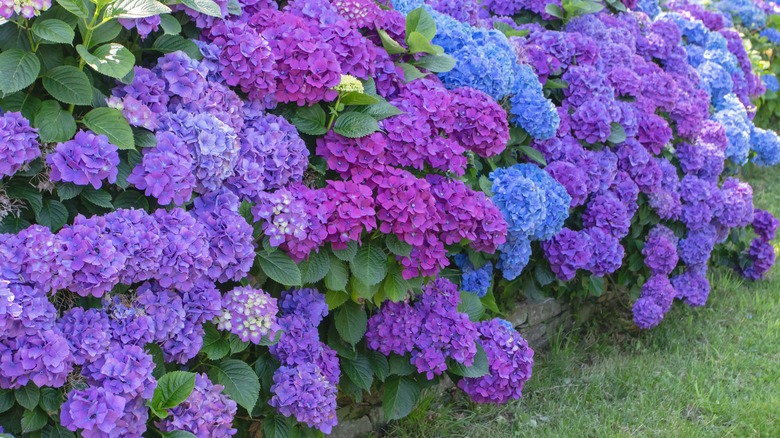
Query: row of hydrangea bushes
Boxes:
[{"xmin": 0, "ymin": 0, "xmax": 778, "ymax": 435}]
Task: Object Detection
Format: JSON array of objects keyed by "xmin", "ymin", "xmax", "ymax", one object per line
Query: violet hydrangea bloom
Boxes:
[
  {"xmin": 585, "ymin": 226, "xmax": 625, "ymax": 277},
  {"xmin": 61, "ymin": 386, "xmax": 126, "ymax": 436},
  {"xmin": 127, "ymin": 131, "xmax": 196, "ymax": 206},
  {"xmin": 642, "ymin": 225, "xmax": 680, "ymax": 276},
  {"xmin": 152, "ymin": 208, "xmax": 212, "ymax": 291},
  {"xmin": 454, "ymin": 254, "xmax": 493, "ymax": 298},
  {"xmin": 270, "ymin": 364, "xmax": 339, "ymax": 434},
  {"xmin": 741, "ymin": 239, "xmax": 776, "ymax": 280},
  {"xmin": 633, "ymin": 275, "xmax": 676, "ymax": 329},
  {"xmin": 217, "ymin": 286, "xmax": 279, "ymax": 344},
  {"xmin": 542, "ymin": 228, "xmax": 593, "ymax": 282},
  {"xmin": 57, "ymin": 307, "xmax": 112, "ymax": 366},
  {"xmin": 47, "ymin": 130, "xmax": 119, "ymax": 189},
  {"xmin": 672, "ymin": 268, "xmax": 710, "ymax": 307},
  {"xmin": 752, "ymin": 209, "xmax": 779, "ymax": 242},
  {"xmin": 0, "ymin": 112, "xmax": 40, "ymax": 178},
  {"xmin": 136, "ymin": 281, "xmax": 186, "ymax": 344},
  {"xmin": 157, "ymin": 373, "xmax": 237, "ymax": 438}
]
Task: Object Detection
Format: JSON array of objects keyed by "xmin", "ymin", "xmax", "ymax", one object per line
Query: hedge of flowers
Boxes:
[{"xmin": 0, "ymin": 0, "xmax": 778, "ymax": 435}]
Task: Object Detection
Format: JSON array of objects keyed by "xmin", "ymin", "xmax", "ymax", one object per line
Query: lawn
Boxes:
[{"xmin": 385, "ymin": 166, "xmax": 780, "ymax": 438}]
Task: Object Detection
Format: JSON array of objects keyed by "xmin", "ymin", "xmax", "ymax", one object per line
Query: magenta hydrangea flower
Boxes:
[
  {"xmin": 0, "ymin": 112, "xmax": 40, "ymax": 178},
  {"xmin": 374, "ymin": 167, "xmax": 439, "ymax": 247},
  {"xmin": 449, "ymin": 86, "xmax": 510, "ymax": 158},
  {"xmin": 316, "ymin": 131, "xmax": 389, "ymax": 183},
  {"xmin": 217, "ymin": 286, "xmax": 279, "ymax": 344},
  {"xmin": 127, "ymin": 131, "xmax": 195, "ymax": 206},
  {"xmin": 47, "ymin": 130, "xmax": 119, "ymax": 189},
  {"xmin": 458, "ymin": 319, "xmax": 534, "ymax": 404},
  {"xmin": 157, "ymin": 373, "xmax": 237, "ymax": 438},
  {"xmin": 322, "ymin": 180, "xmax": 377, "ymax": 249}
]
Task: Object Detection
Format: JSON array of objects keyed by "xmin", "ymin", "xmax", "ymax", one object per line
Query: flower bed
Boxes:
[{"xmin": 0, "ymin": 0, "xmax": 778, "ymax": 435}]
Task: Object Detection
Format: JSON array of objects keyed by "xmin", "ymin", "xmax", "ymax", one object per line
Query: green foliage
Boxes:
[
  {"xmin": 207, "ymin": 359, "xmax": 261, "ymax": 412},
  {"xmin": 149, "ymin": 371, "xmax": 197, "ymax": 418}
]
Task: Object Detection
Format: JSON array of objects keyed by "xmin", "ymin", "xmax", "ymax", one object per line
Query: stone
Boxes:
[
  {"xmin": 521, "ymin": 323, "xmax": 548, "ymax": 348},
  {"xmin": 368, "ymin": 406, "xmax": 384, "ymax": 426},
  {"xmin": 505, "ymin": 303, "xmax": 529, "ymax": 327},
  {"xmin": 331, "ymin": 416, "xmax": 373, "ymax": 438},
  {"xmin": 526, "ymin": 298, "xmax": 562, "ymax": 326}
]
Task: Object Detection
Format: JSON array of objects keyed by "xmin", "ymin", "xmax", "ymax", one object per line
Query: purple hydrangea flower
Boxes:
[
  {"xmin": 642, "ymin": 225, "xmax": 679, "ymax": 276},
  {"xmin": 741, "ymin": 239, "xmax": 776, "ymax": 280},
  {"xmin": 270, "ymin": 364, "xmax": 338, "ymax": 434},
  {"xmin": 672, "ymin": 268, "xmax": 710, "ymax": 307},
  {"xmin": 57, "ymin": 307, "xmax": 111, "ymax": 366},
  {"xmin": 542, "ymin": 228, "xmax": 593, "ymax": 282},
  {"xmin": 218, "ymin": 286, "xmax": 279, "ymax": 344},
  {"xmin": 752, "ymin": 209, "xmax": 779, "ymax": 242},
  {"xmin": 47, "ymin": 130, "xmax": 119, "ymax": 189},
  {"xmin": 157, "ymin": 373, "xmax": 237, "ymax": 437},
  {"xmin": 61, "ymin": 386, "xmax": 127, "ymax": 436},
  {"xmin": 633, "ymin": 275, "xmax": 676, "ymax": 329},
  {"xmin": 127, "ymin": 131, "xmax": 195, "ymax": 206},
  {"xmin": 0, "ymin": 112, "xmax": 40, "ymax": 178}
]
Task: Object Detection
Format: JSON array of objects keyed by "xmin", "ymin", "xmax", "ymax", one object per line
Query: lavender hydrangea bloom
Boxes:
[
  {"xmin": 672, "ymin": 268, "xmax": 710, "ymax": 307},
  {"xmin": 127, "ymin": 131, "xmax": 195, "ymax": 206},
  {"xmin": 752, "ymin": 209, "xmax": 779, "ymax": 242},
  {"xmin": 585, "ymin": 227, "xmax": 625, "ymax": 277},
  {"xmin": 633, "ymin": 275, "xmax": 676, "ymax": 329},
  {"xmin": 458, "ymin": 318, "xmax": 534, "ymax": 404},
  {"xmin": 270, "ymin": 364, "xmax": 339, "ymax": 434},
  {"xmin": 153, "ymin": 208, "xmax": 212, "ymax": 290},
  {"xmin": 750, "ymin": 127, "xmax": 780, "ymax": 167},
  {"xmin": 279, "ymin": 288, "xmax": 329, "ymax": 327},
  {"xmin": 678, "ymin": 225, "xmax": 718, "ymax": 266},
  {"xmin": 717, "ymin": 177, "xmax": 754, "ymax": 229},
  {"xmin": 158, "ymin": 373, "xmax": 237, "ymax": 437},
  {"xmin": 582, "ymin": 193, "xmax": 631, "ymax": 239},
  {"xmin": 136, "ymin": 281, "xmax": 186, "ymax": 343},
  {"xmin": 84, "ymin": 343, "xmax": 156, "ymax": 399},
  {"xmin": 366, "ymin": 300, "xmax": 421, "ymax": 355},
  {"xmin": 741, "ymin": 239, "xmax": 776, "ymax": 280},
  {"xmin": 57, "ymin": 308, "xmax": 111, "ymax": 365},
  {"xmin": 59, "ymin": 215, "xmax": 125, "ymax": 298},
  {"xmin": 0, "ymin": 112, "xmax": 40, "ymax": 178},
  {"xmin": 642, "ymin": 225, "xmax": 679, "ymax": 276},
  {"xmin": 218, "ymin": 286, "xmax": 279, "ymax": 344},
  {"xmin": 47, "ymin": 130, "xmax": 119, "ymax": 189},
  {"xmin": 61, "ymin": 386, "xmax": 126, "ymax": 436},
  {"xmin": 542, "ymin": 228, "xmax": 593, "ymax": 282}
]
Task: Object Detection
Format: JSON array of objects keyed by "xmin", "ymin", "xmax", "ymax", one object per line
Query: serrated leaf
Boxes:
[
  {"xmin": 412, "ymin": 54, "xmax": 455, "ymax": 73},
  {"xmin": 332, "ymin": 241, "xmax": 357, "ymax": 262},
  {"xmin": 325, "ymin": 256, "xmax": 349, "ymax": 292},
  {"xmin": 388, "ymin": 355, "xmax": 416, "ymax": 376},
  {"xmin": 34, "ymin": 99, "xmax": 76, "ymax": 143},
  {"xmin": 383, "ymin": 376, "xmax": 420, "ymax": 421},
  {"xmin": 113, "ymin": 190, "xmax": 149, "ymax": 210},
  {"xmin": 55, "ymin": 0, "xmax": 88, "ymax": 17},
  {"xmin": 38, "ymin": 387, "xmax": 61, "ymax": 414},
  {"xmin": 15, "ymin": 384, "xmax": 40, "ymax": 410},
  {"xmin": 146, "ymin": 343, "xmax": 166, "ymax": 380},
  {"xmin": 519, "ymin": 145, "xmax": 547, "ymax": 166},
  {"xmin": 81, "ymin": 19, "xmax": 122, "ymax": 48},
  {"xmin": 42, "ymin": 65, "xmax": 91, "ymax": 105},
  {"xmin": 56, "ymin": 182, "xmax": 83, "ymax": 201},
  {"xmin": 105, "ymin": 0, "xmax": 170, "ymax": 18},
  {"xmin": 405, "ymin": 7, "xmax": 436, "ymax": 40},
  {"xmin": 333, "ymin": 112, "xmax": 380, "ymax": 139},
  {"xmin": 35, "ymin": 199, "xmax": 68, "ymax": 231},
  {"xmin": 133, "ymin": 128, "xmax": 157, "ymax": 148},
  {"xmin": 299, "ymin": 249, "xmax": 330, "ymax": 284},
  {"xmin": 201, "ymin": 323, "xmax": 230, "ymax": 360},
  {"xmin": 545, "ymin": 3, "xmax": 564, "ymax": 18},
  {"xmin": 82, "ymin": 107, "xmax": 134, "ymax": 150},
  {"xmin": 350, "ymin": 275, "xmax": 379, "ymax": 300},
  {"xmin": 181, "ymin": 0, "xmax": 221, "ymax": 16},
  {"xmin": 41, "ymin": 424, "xmax": 76, "ymax": 438},
  {"xmin": 159, "ymin": 14, "xmax": 181, "ymax": 34},
  {"xmin": 0, "ymin": 390, "xmax": 14, "ymax": 414},
  {"xmin": 385, "ymin": 235, "xmax": 412, "ymax": 257},
  {"xmin": 446, "ymin": 343, "xmax": 489, "ymax": 378},
  {"xmin": 377, "ymin": 28, "xmax": 406, "ymax": 55},
  {"xmin": 151, "ymin": 35, "xmax": 203, "ymax": 60},
  {"xmin": 325, "ymin": 289, "xmax": 349, "ymax": 310},
  {"xmin": 406, "ymin": 31, "xmax": 440, "ymax": 55},
  {"xmin": 382, "ymin": 268, "xmax": 411, "ymax": 302},
  {"xmin": 257, "ymin": 250, "xmax": 302, "ymax": 286},
  {"xmin": 350, "ymin": 241, "xmax": 388, "ymax": 286},
  {"xmin": 80, "ymin": 187, "xmax": 113, "ymax": 208},
  {"xmin": 334, "ymin": 301, "xmax": 367, "ymax": 345},
  {"xmin": 0, "ymin": 49, "xmax": 41, "ymax": 95},
  {"xmin": 76, "ymin": 43, "xmax": 135, "ymax": 79},
  {"xmin": 0, "ymin": 215, "xmax": 31, "ymax": 233},
  {"xmin": 341, "ymin": 91, "xmax": 379, "ymax": 106},
  {"xmin": 263, "ymin": 415, "xmax": 292, "ymax": 438},
  {"xmin": 32, "ymin": 19, "xmax": 74, "ymax": 44},
  {"xmin": 397, "ymin": 62, "xmax": 427, "ymax": 82},
  {"xmin": 21, "ymin": 407, "xmax": 47, "ymax": 433},
  {"xmin": 457, "ymin": 291, "xmax": 485, "ymax": 322},
  {"xmin": 150, "ymin": 371, "xmax": 196, "ymax": 413},
  {"xmin": 208, "ymin": 359, "xmax": 260, "ymax": 412},
  {"xmin": 342, "ymin": 354, "xmax": 374, "ymax": 391},
  {"xmin": 0, "ymin": 92, "xmax": 42, "ymax": 120},
  {"xmin": 366, "ymin": 100, "xmax": 403, "ymax": 121},
  {"xmin": 368, "ymin": 351, "xmax": 389, "ymax": 382},
  {"xmin": 228, "ymin": 334, "xmax": 249, "ymax": 354},
  {"xmin": 291, "ymin": 104, "xmax": 327, "ymax": 136}
]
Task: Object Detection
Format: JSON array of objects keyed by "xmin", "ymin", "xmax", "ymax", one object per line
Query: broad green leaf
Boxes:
[
  {"xmin": 385, "ymin": 234, "xmax": 412, "ymax": 257},
  {"xmin": 0, "ymin": 390, "xmax": 14, "ymax": 414},
  {"xmin": 383, "ymin": 376, "xmax": 420, "ymax": 420},
  {"xmin": 457, "ymin": 291, "xmax": 485, "ymax": 322},
  {"xmin": 368, "ymin": 351, "xmax": 389, "ymax": 382},
  {"xmin": 350, "ymin": 241, "xmax": 388, "ymax": 286},
  {"xmin": 257, "ymin": 250, "xmax": 302, "ymax": 286},
  {"xmin": 82, "ymin": 107, "xmax": 134, "ymax": 150},
  {"xmin": 6, "ymin": 182, "xmax": 43, "ymax": 215},
  {"xmin": 133, "ymin": 128, "xmax": 157, "ymax": 148},
  {"xmin": 263, "ymin": 415, "xmax": 292, "ymax": 438},
  {"xmin": 478, "ymin": 175, "xmax": 493, "ymax": 196},
  {"xmin": 332, "ymin": 241, "xmax": 357, "ymax": 262},
  {"xmin": 162, "ymin": 432, "xmax": 198, "ymax": 438},
  {"xmin": 0, "ymin": 92, "xmax": 42, "ymax": 120},
  {"xmin": 105, "ymin": 0, "xmax": 170, "ymax": 18},
  {"xmin": 518, "ymin": 145, "xmax": 547, "ymax": 166},
  {"xmin": 447, "ymin": 343, "xmax": 489, "ymax": 378},
  {"xmin": 342, "ymin": 354, "xmax": 373, "ymax": 391},
  {"xmin": 607, "ymin": 122, "xmax": 627, "ymax": 144},
  {"xmin": 480, "ymin": 290, "xmax": 500, "ymax": 314},
  {"xmin": 299, "ymin": 249, "xmax": 330, "ymax": 284},
  {"xmin": 406, "ymin": 31, "xmax": 441, "ymax": 55},
  {"xmin": 334, "ymin": 301, "xmax": 367, "ymax": 345},
  {"xmin": 21, "ymin": 407, "xmax": 47, "ymax": 433},
  {"xmin": 341, "ymin": 91, "xmax": 379, "ymax": 106},
  {"xmin": 146, "ymin": 343, "xmax": 166, "ymax": 380},
  {"xmin": 201, "ymin": 323, "xmax": 230, "ymax": 360},
  {"xmin": 291, "ymin": 104, "xmax": 327, "ymax": 136},
  {"xmin": 325, "ymin": 256, "xmax": 349, "ymax": 292},
  {"xmin": 76, "ymin": 43, "xmax": 135, "ymax": 79},
  {"xmin": 350, "ymin": 275, "xmax": 379, "ymax": 300},
  {"xmin": 42, "ymin": 65, "xmax": 91, "ymax": 105},
  {"xmin": 325, "ymin": 289, "xmax": 349, "ymax": 310},
  {"xmin": 34, "ymin": 100, "xmax": 76, "ymax": 143},
  {"xmin": 0, "ymin": 215, "xmax": 31, "ymax": 233},
  {"xmin": 412, "ymin": 54, "xmax": 456, "ymax": 73},
  {"xmin": 181, "ymin": 0, "xmax": 221, "ymax": 16},
  {"xmin": 397, "ymin": 62, "xmax": 427, "ymax": 82},
  {"xmin": 38, "ymin": 388, "xmax": 61, "ymax": 414},
  {"xmin": 35, "ymin": 199, "xmax": 68, "ymax": 231},
  {"xmin": 382, "ymin": 267, "xmax": 410, "ymax": 302},
  {"xmin": 366, "ymin": 100, "xmax": 403, "ymax": 121},
  {"xmin": 15, "ymin": 384, "xmax": 40, "ymax": 410},
  {"xmin": 377, "ymin": 28, "xmax": 406, "ymax": 55},
  {"xmin": 83, "ymin": 20, "xmax": 122, "ymax": 48},
  {"xmin": 333, "ymin": 111, "xmax": 380, "ymax": 139},
  {"xmin": 113, "ymin": 191, "xmax": 149, "ymax": 210},
  {"xmin": 41, "ymin": 424, "xmax": 76, "ymax": 438},
  {"xmin": 545, "ymin": 3, "xmax": 564, "ymax": 18},
  {"xmin": 388, "ymin": 355, "xmax": 416, "ymax": 376},
  {"xmin": 150, "ymin": 371, "xmax": 196, "ymax": 413},
  {"xmin": 207, "ymin": 359, "xmax": 260, "ymax": 412},
  {"xmin": 159, "ymin": 14, "xmax": 181, "ymax": 35},
  {"xmin": 117, "ymin": 159, "xmax": 132, "ymax": 188},
  {"xmin": 0, "ymin": 49, "xmax": 41, "ymax": 95},
  {"xmin": 32, "ymin": 19, "xmax": 74, "ymax": 44},
  {"xmin": 80, "ymin": 187, "xmax": 113, "ymax": 208},
  {"xmin": 55, "ymin": 0, "xmax": 88, "ymax": 17},
  {"xmin": 405, "ymin": 7, "xmax": 436, "ymax": 40},
  {"xmin": 228, "ymin": 334, "xmax": 249, "ymax": 354},
  {"xmin": 151, "ymin": 35, "xmax": 203, "ymax": 60}
]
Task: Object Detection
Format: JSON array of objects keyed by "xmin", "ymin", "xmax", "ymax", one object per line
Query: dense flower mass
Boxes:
[
  {"xmin": 47, "ymin": 130, "xmax": 119, "ymax": 189},
  {"xmin": 0, "ymin": 112, "xmax": 40, "ymax": 178}
]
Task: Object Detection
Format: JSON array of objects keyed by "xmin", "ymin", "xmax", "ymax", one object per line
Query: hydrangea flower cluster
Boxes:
[
  {"xmin": 47, "ymin": 130, "xmax": 120, "ymax": 189},
  {"xmin": 741, "ymin": 208, "xmax": 779, "ymax": 279},
  {"xmin": 0, "ymin": 112, "xmax": 40, "ymax": 178},
  {"xmin": 217, "ymin": 286, "xmax": 279, "ymax": 344},
  {"xmin": 157, "ymin": 373, "xmax": 238, "ymax": 437}
]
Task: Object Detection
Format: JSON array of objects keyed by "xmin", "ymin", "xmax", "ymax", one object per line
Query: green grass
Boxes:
[{"xmin": 384, "ymin": 166, "xmax": 780, "ymax": 438}]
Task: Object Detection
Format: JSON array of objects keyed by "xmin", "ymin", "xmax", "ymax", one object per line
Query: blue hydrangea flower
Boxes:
[
  {"xmin": 762, "ymin": 74, "xmax": 779, "ymax": 93},
  {"xmin": 750, "ymin": 127, "xmax": 780, "ymax": 167},
  {"xmin": 454, "ymin": 254, "xmax": 493, "ymax": 297}
]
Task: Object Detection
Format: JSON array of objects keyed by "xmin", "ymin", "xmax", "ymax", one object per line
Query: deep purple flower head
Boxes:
[
  {"xmin": 585, "ymin": 227, "xmax": 625, "ymax": 277},
  {"xmin": 270, "ymin": 364, "xmax": 338, "ymax": 434},
  {"xmin": 322, "ymin": 180, "xmax": 377, "ymax": 250},
  {"xmin": 545, "ymin": 161, "xmax": 589, "ymax": 207},
  {"xmin": 153, "ymin": 208, "xmax": 212, "ymax": 290},
  {"xmin": 218, "ymin": 286, "xmax": 279, "ymax": 344},
  {"xmin": 752, "ymin": 209, "xmax": 779, "ymax": 242},
  {"xmin": 128, "ymin": 131, "xmax": 195, "ymax": 206},
  {"xmin": 158, "ymin": 373, "xmax": 237, "ymax": 437},
  {"xmin": 542, "ymin": 228, "xmax": 593, "ymax": 282},
  {"xmin": 449, "ymin": 86, "xmax": 510, "ymax": 158},
  {"xmin": 58, "ymin": 215, "xmax": 125, "ymax": 298},
  {"xmin": 279, "ymin": 288, "xmax": 329, "ymax": 327},
  {"xmin": 741, "ymin": 239, "xmax": 776, "ymax": 280},
  {"xmin": 570, "ymin": 98, "xmax": 617, "ymax": 144},
  {"xmin": 643, "ymin": 225, "xmax": 680, "ymax": 276},
  {"xmin": 616, "ymin": 139, "xmax": 661, "ymax": 194},
  {"xmin": 57, "ymin": 307, "xmax": 111, "ymax": 366},
  {"xmin": 716, "ymin": 177, "xmax": 754, "ymax": 229},
  {"xmin": 61, "ymin": 386, "xmax": 127, "ymax": 436},
  {"xmin": 678, "ymin": 225, "xmax": 718, "ymax": 266},
  {"xmin": 0, "ymin": 112, "xmax": 40, "ymax": 178},
  {"xmin": 47, "ymin": 130, "xmax": 119, "ymax": 189},
  {"xmin": 582, "ymin": 193, "xmax": 631, "ymax": 239},
  {"xmin": 672, "ymin": 268, "xmax": 710, "ymax": 307},
  {"xmin": 633, "ymin": 275, "xmax": 676, "ymax": 329},
  {"xmin": 637, "ymin": 113, "xmax": 673, "ymax": 155}
]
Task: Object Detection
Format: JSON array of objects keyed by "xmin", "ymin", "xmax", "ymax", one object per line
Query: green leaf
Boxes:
[
  {"xmin": 350, "ymin": 241, "xmax": 388, "ymax": 286},
  {"xmin": 0, "ymin": 49, "xmax": 41, "ymax": 95},
  {"xmin": 152, "ymin": 35, "xmax": 203, "ymax": 60},
  {"xmin": 56, "ymin": 182, "xmax": 83, "ymax": 201},
  {"xmin": 42, "ymin": 65, "xmax": 91, "ymax": 105},
  {"xmin": 159, "ymin": 14, "xmax": 182, "ymax": 35},
  {"xmin": 181, "ymin": 0, "xmax": 221, "ymax": 16},
  {"xmin": 383, "ymin": 376, "xmax": 420, "ymax": 421},
  {"xmin": 543, "ymin": 78, "xmax": 568, "ymax": 89},
  {"xmin": 162, "ymin": 432, "xmax": 198, "ymax": 438},
  {"xmin": 405, "ymin": 7, "xmax": 436, "ymax": 40},
  {"xmin": 150, "ymin": 371, "xmax": 196, "ymax": 414},
  {"xmin": 333, "ymin": 112, "xmax": 380, "ymax": 139},
  {"xmin": 493, "ymin": 21, "xmax": 530, "ymax": 38},
  {"xmin": 0, "ymin": 215, "xmax": 31, "ymax": 233},
  {"xmin": 82, "ymin": 107, "xmax": 134, "ymax": 150},
  {"xmin": 15, "ymin": 384, "xmax": 40, "ymax": 410},
  {"xmin": 406, "ymin": 31, "xmax": 441, "ymax": 55},
  {"xmin": 299, "ymin": 249, "xmax": 331, "ymax": 284},
  {"xmin": 257, "ymin": 250, "xmax": 302, "ymax": 286},
  {"xmin": 325, "ymin": 289, "xmax": 349, "ymax": 310},
  {"xmin": 397, "ymin": 62, "xmax": 427, "ymax": 82},
  {"xmin": 382, "ymin": 267, "xmax": 410, "ymax": 302},
  {"xmin": 368, "ymin": 351, "xmax": 389, "ymax": 382},
  {"xmin": 334, "ymin": 301, "xmax": 367, "ymax": 345},
  {"xmin": 82, "ymin": 20, "xmax": 122, "ymax": 48},
  {"xmin": 388, "ymin": 355, "xmax": 416, "ymax": 376},
  {"xmin": 377, "ymin": 29, "xmax": 406, "ymax": 55},
  {"xmin": 32, "ymin": 19, "xmax": 74, "ymax": 45},
  {"xmin": 105, "ymin": 0, "xmax": 170, "ymax": 18},
  {"xmin": 342, "ymin": 354, "xmax": 374, "ymax": 391},
  {"xmin": 0, "ymin": 92, "xmax": 42, "ymax": 120},
  {"xmin": 366, "ymin": 100, "xmax": 403, "ymax": 121},
  {"xmin": 146, "ymin": 343, "xmax": 166, "ymax": 380},
  {"xmin": 291, "ymin": 105, "xmax": 327, "ymax": 136},
  {"xmin": 76, "ymin": 43, "xmax": 135, "ymax": 79},
  {"xmin": 385, "ymin": 235, "xmax": 412, "ymax": 257},
  {"xmin": 55, "ymin": 0, "xmax": 88, "ymax": 17},
  {"xmin": 340, "ymin": 91, "xmax": 379, "ymax": 106},
  {"xmin": 263, "ymin": 415, "xmax": 293, "ymax": 438},
  {"xmin": 447, "ymin": 343, "xmax": 489, "ymax": 378},
  {"xmin": 41, "ymin": 424, "xmax": 76, "ymax": 438},
  {"xmin": 228, "ymin": 334, "xmax": 250, "ymax": 354},
  {"xmin": 325, "ymin": 255, "xmax": 349, "ymax": 292},
  {"xmin": 518, "ymin": 145, "xmax": 547, "ymax": 166},
  {"xmin": 38, "ymin": 387, "xmax": 61, "ymax": 414},
  {"xmin": 0, "ymin": 390, "xmax": 14, "ymax": 414},
  {"xmin": 544, "ymin": 3, "xmax": 564, "ymax": 18},
  {"xmin": 332, "ymin": 241, "xmax": 357, "ymax": 262},
  {"xmin": 201, "ymin": 323, "xmax": 230, "ymax": 360},
  {"xmin": 481, "ymin": 290, "xmax": 500, "ymax": 314},
  {"xmin": 457, "ymin": 291, "xmax": 485, "ymax": 322},
  {"xmin": 412, "ymin": 54, "xmax": 455, "ymax": 73},
  {"xmin": 21, "ymin": 407, "xmax": 47, "ymax": 433},
  {"xmin": 80, "ymin": 187, "xmax": 113, "ymax": 208},
  {"xmin": 35, "ymin": 199, "xmax": 68, "ymax": 231},
  {"xmin": 113, "ymin": 190, "xmax": 149, "ymax": 210},
  {"xmin": 607, "ymin": 122, "xmax": 627, "ymax": 144},
  {"xmin": 207, "ymin": 359, "xmax": 260, "ymax": 412},
  {"xmin": 6, "ymin": 182, "xmax": 43, "ymax": 215},
  {"xmin": 350, "ymin": 275, "xmax": 379, "ymax": 300},
  {"xmin": 34, "ymin": 100, "xmax": 76, "ymax": 143}
]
